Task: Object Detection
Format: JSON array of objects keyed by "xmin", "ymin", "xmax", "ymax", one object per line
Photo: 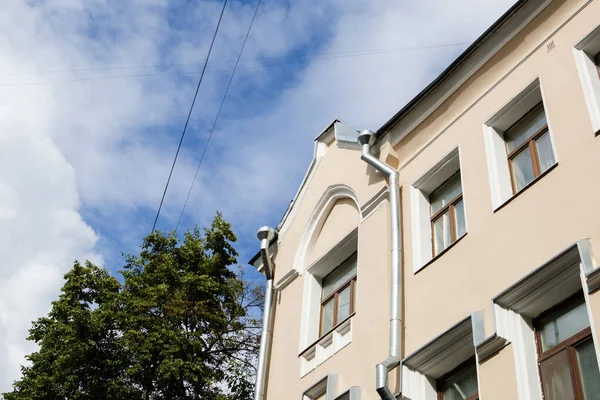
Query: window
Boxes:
[
  {"xmin": 411, "ymin": 148, "xmax": 466, "ymax": 271},
  {"xmin": 299, "ymin": 229, "xmax": 357, "ymax": 375},
  {"xmin": 484, "ymin": 79, "xmax": 557, "ymax": 208},
  {"xmin": 504, "ymin": 103, "xmax": 555, "ymax": 193},
  {"xmin": 437, "ymin": 359, "xmax": 479, "ymax": 400},
  {"xmin": 534, "ymin": 295, "xmax": 600, "ymax": 400},
  {"xmin": 320, "ymin": 253, "xmax": 357, "ymax": 336},
  {"xmin": 430, "ymin": 173, "xmax": 466, "ymax": 256},
  {"xmin": 302, "ymin": 373, "xmax": 336, "ymax": 400}
]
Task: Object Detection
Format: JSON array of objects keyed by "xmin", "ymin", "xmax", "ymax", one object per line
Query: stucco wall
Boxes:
[
  {"xmin": 478, "ymin": 344, "xmax": 519, "ymax": 400},
  {"xmin": 398, "ymin": 0, "xmax": 600, "ymax": 354},
  {"xmin": 262, "ymin": 0, "xmax": 600, "ymax": 398}
]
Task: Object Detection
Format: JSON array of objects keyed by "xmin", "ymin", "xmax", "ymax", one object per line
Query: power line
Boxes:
[
  {"xmin": 0, "ymin": 42, "xmax": 471, "ymax": 87},
  {"xmin": 175, "ymin": 0, "xmax": 263, "ymax": 231},
  {"xmin": 151, "ymin": 0, "xmax": 228, "ymax": 233},
  {"xmin": 0, "ymin": 42, "xmax": 471, "ymax": 77}
]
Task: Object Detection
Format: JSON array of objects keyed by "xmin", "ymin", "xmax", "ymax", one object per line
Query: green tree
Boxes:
[
  {"xmin": 4, "ymin": 261, "xmax": 134, "ymax": 400},
  {"xmin": 4, "ymin": 213, "xmax": 262, "ymax": 400}
]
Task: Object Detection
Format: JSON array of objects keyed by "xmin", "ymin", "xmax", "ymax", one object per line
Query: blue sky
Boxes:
[{"xmin": 0, "ymin": 0, "xmax": 517, "ymax": 391}]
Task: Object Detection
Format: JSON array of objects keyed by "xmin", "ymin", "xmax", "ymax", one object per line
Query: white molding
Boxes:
[
  {"xmin": 299, "ymin": 227, "xmax": 358, "ymax": 352},
  {"xmin": 277, "ymin": 143, "xmax": 323, "ymax": 243},
  {"xmin": 493, "ymin": 305, "xmax": 542, "ymax": 400},
  {"xmin": 302, "ymin": 372, "xmax": 339, "ymax": 400},
  {"xmin": 274, "ymin": 269, "xmax": 299, "ymax": 291},
  {"xmin": 279, "ymin": 120, "xmax": 361, "ymax": 243},
  {"xmin": 573, "ymin": 25, "xmax": 600, "ymax": 135},
  {"xmin": 360, "ymin": 186, "xmax": 388, "ymax": 221},
  {"xmin": 300, "ymin": 317, "xmax": 355, "ymax": 377},
  {"xmin": 294, "ymin": 185, "xmax": 362, "ymax": 275},
  {"xmin": 402, "ymin": 314, "xmax": 476, "ymax": 379},
  {"xmin": 475, "ymin": 333, "xmax": 508, "ymax": 362},
  {"xmin": 401, "ymin": 366, "xmax": 437, "ymax": 400},
  {"xmin": 494, "ymin": 244, "xmax": 582, "ymax": 318},
  {"xmin": 488, "ymin": 240, "xmax": 600, "ymax": 400},
  {"xmin": 333, "ymin": 386, "xmax": 361, "ymax": 400},
  {"xmin": 483, "ymin": 78, "xmax": 557, "ymax": 210},
  {"xmin": 411, "ymin": 147, "xmax": 462, "ymax": 272}
]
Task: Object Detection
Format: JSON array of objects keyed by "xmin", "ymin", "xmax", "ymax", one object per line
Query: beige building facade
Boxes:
[{"xmin": 251, "ymin": 0, "xmax": 600, "ymax": 398}]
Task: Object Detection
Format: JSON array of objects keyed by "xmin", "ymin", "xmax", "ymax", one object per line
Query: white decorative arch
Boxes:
[
  {"xmin": 293, "ymin": 184, "xmax": 362, "ymax": 276},
  {"xmin": 296, "ymin": 184, "xmax": 362, "ymax": 353}
]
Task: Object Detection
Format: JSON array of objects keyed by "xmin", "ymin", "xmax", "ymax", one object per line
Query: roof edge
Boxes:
[{"xmin": 376, "ymin": 0, "xmax": 543, "ymax": 139}]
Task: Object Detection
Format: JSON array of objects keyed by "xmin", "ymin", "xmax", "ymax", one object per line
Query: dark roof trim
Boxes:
[
  {"xmin": 249, "ymin": 250, "xmax": 261, "ymax": 266},
  {"xmin": 376, "ymin": 0, "xmax": 529, "ymax": 137}
]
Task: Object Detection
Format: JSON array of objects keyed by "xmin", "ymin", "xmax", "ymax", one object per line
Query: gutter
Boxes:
[
  {"xmin": 357, "ymin": 130, "xmax": 403, "ymax": 400},
  {"xmin": 253, "ymin": 226, "xmax": 278, "ymax": 400}
]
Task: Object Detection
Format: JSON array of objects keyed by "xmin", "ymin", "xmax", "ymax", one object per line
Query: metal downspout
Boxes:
[
  {"xmin": 357, "ymin": 130, "xmax": 403, "ymax": 400},
  {"xmin": 254, "ymin": 226, "xmax": 277, "ymax": 400}
]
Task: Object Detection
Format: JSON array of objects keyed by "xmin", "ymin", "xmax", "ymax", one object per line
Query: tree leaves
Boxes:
[{"xmin": 4, "ymin": 213, "xmax": 262, "ymax": 400}]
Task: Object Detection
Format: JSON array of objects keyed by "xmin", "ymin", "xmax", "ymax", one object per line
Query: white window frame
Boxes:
[
  {"xmin": 402, "ymin": 313, "xmax": 482, "ymax": 400},
  {"xmin": 483, "ymin": 78, "xmax": 557, "ymax": 209},
  {"xmin": 411, "ymin": 147, "xmax": 466, "ymax": 272},
  {"xmin": 574, "ymin": 25, "xmax": 600, "ymax": 135},
  {"xmin": 299, "ymin": 229, "xmax": 357, "ymax": 376},
  {"xmin": 303, "ymin": 373, "xmax": 338, "ymax": 400},
  {"xmin": 491, "ymin": 240, "xmax": 600, "ymax": 400}
]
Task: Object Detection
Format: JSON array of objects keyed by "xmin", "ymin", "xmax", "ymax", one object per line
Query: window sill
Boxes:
[
  {"xmin": 415, "ymin": 233, "xmax": 467, "ymax": 274},
  {"xmin": 299, "ymin": 313, "xmax": 355, "ymax": 357},
  {"xmin": 493, "ymin": 163, "xmax": 558, "ymax": 213},
  {"xmin": 299, "ymin": 315, "xmax": 354, "ymax": 377}
]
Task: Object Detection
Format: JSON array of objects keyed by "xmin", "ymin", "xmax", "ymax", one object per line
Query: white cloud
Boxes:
[
  {"xmin": 0, "ymin": 0, "xmax": 517, "ymax": 392},
  {"xmin": 0, "ymin": 122, "xmax": 99, "ymax": 389}
]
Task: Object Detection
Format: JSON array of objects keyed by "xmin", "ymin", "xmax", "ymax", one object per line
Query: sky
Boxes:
[{"xmin": 0, "ymin": 0, "xmax": 517, "ymax": 392}]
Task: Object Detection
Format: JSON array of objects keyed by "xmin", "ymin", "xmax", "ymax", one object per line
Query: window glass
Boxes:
[
  {"xmin": 454, "ymin": 199, "xmax": 466, "ymax": 238},
  {"xmin": 433, "ymin": 212, "xmax": 451, "ymax": 256},
  {"xmin": 540, "ymin": 350, "xmax": 576, "ymax": 400},
  {"xmin": 337, "ymin": 285, "xmax": 351, "ymax": 322},
  {"xmin": 540, "ymin": 302, "xmax": 590, "ymax": 352},
  {"xmin": 505, "ymin": 104, "xmax": 547, "ymax": 153},
  {"xmin": 321, "ymin": 299, "xmax": 334, "ymax": 334},
  {"xmin": 322, "ymin": 255, "xmax": 357, "ymax": 299},
  {"xmin": 535, "ymin": 131, "xmax": 556, "ymax": 174},
  {"xmin": 576, "ymin": 339, "xmax": 600, "ymax": 399},
  {"xmin": 511, "ymin": 148, "xmax": 535, "ymax": 192},
  {"xmin": 439, "ymin": 362, "xmax": 478, "ymax": 400},
  {"xmin": 430, "ymin": 173, "xmax": 462, "ymax": 214}
]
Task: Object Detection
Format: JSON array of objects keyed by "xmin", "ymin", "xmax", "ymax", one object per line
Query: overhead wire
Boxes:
[
  {"xmin": 0, "ymin": 42, "xmax": 471, "ymax": 87},
  {"xmin": 0, "ymin": 42, "xmax": 471, "ymax": 77},
  {"xmin": 175, "ymin": 0, "xmax": 263, "ymax": 231},
  {"xmin": 151, "ymin": 0, "xmax": 228, "ymax": 233}
]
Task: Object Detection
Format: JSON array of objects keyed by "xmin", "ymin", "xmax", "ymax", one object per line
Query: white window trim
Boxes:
[
  {"xmin": 402, "ymin": 312, "xmax": 482, "ymax": 400},
  {"xmin": 410, "ymin": 147, "xmax": 465, "ymax": 272},
  {"xmin": 483, "ymin": 78, "xmax": 557, "ymax": 210},
  {"xmin": 488, "ymin": 240, "xmax": 600, "ymax": 400},
  {"xmin": 299, "ymin": 230, "xmax": 357, "ymax": 377},
  {"xmin": 303, "ymin": 373, "xmax": 338, "ymax": 400},
  {"xmin": 299, "ymin": 228, "xmax": 357, "ymax": 351},
  {"xmin": 574, "ymin": 25, "xmax": 600, "ymax": 135}
]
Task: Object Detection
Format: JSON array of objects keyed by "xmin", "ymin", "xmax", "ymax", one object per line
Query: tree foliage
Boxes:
[{"xmin": 4, "ymin": 213, "xmax": 262, "ymax": 400}]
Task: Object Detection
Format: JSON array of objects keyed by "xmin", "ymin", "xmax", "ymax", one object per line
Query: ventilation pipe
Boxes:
[
  {"xmin": 254, "ymin": 226, "xmax": 277, "ymax": 400},
  {"xmin": 357, "ymin": 130, "xmax": 403, "ymax": 400}
]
